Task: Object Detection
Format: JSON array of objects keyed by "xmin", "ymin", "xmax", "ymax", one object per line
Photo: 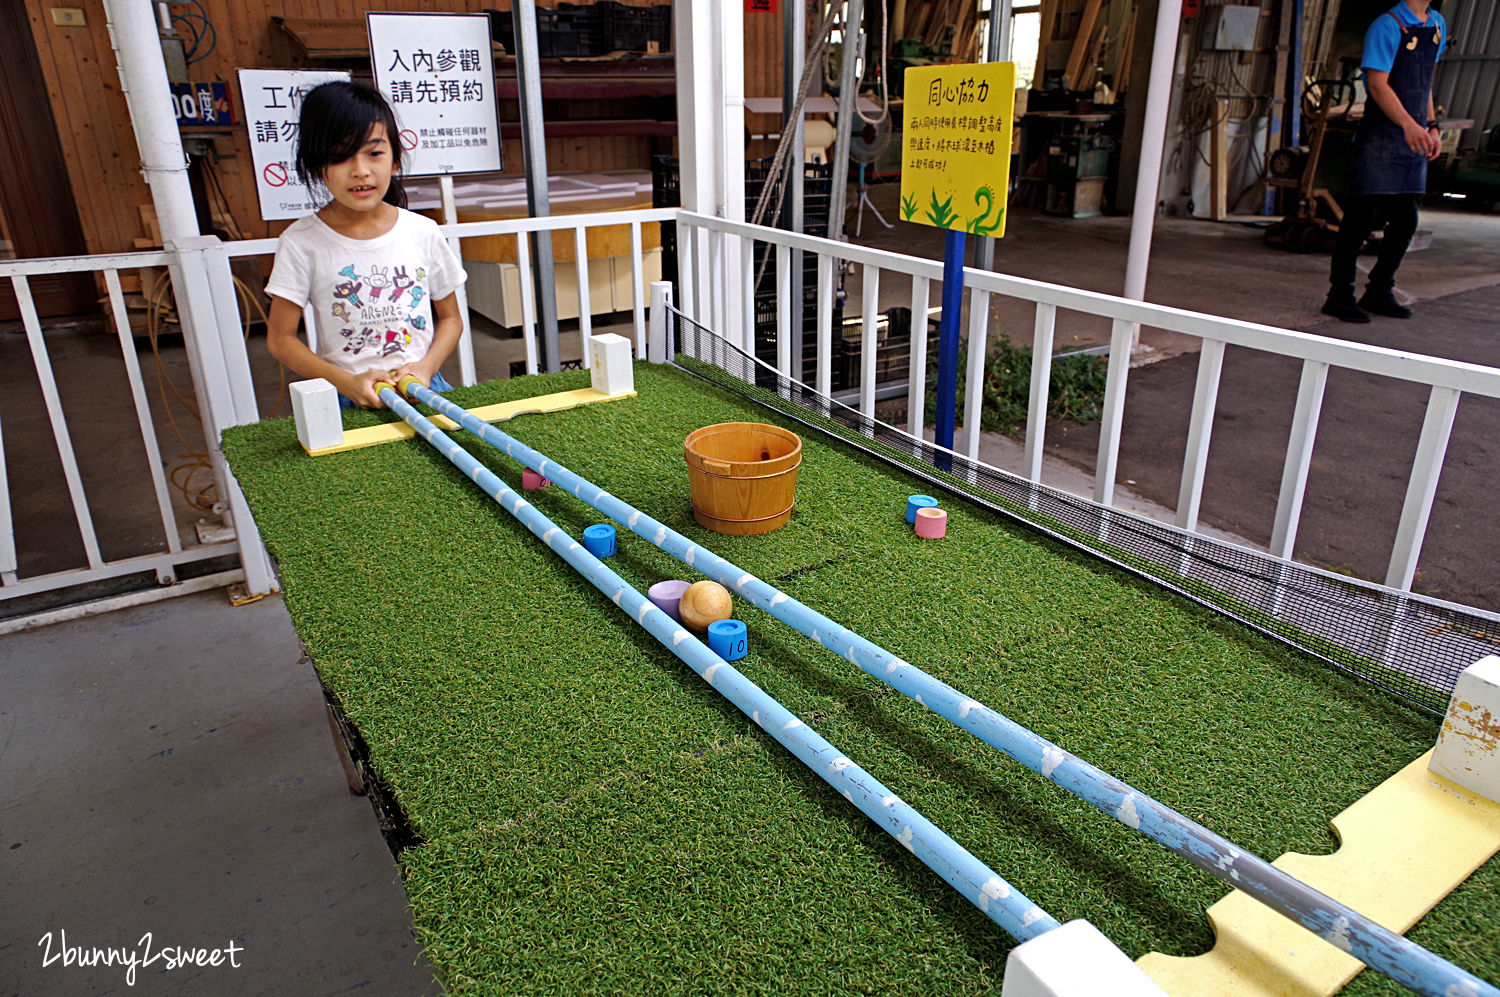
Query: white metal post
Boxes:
[
  {"xmin": 1269, "ymin": 360, "xmax": 1329, "ymax": 560},
  {"xmin": 860, "ymin": 265, "xmax": 880, "ymax": 425},
  {"xmin": 962, "ymin": 288, "xmax": 992, "ymax": 460},
  {"xmin": 1176, "ymin": 339, "xmax": 1227, "ymax": 531},
  {"xmin": 1093, "ymin": 318, "xmax": 1137, "ymax": 505},
  {"xmin": 1121, "ymin": 0, "xmax": 1182, "ymax": 316},
  {"xmin": 1024, "ymin": 303, "xmax": 1057, "ymax": 483},
  {"xmin": 674, "ymin": 0, "xmax": 746, "ymax": 348},
  {"xmin": 168, "ymin": 239, "xmax": 277, "ymax": 595},
  {"xmin": 907, "ymin": 278, "xmax": 931, "ymax": 439},
  {"xmin": 1386, "ymin": 386, "xmax": 1462, "ymax": 590},
  {"xmin": 648, "ymin": 280, "xmax": 675, "ymax": 364},
  {"xmin": 629, "ymin": 221, "xmax": 647, "ymax": 357},
  {"xmin": 439, "ymin": 174, "xmax": 477, "ymax": 386},
  {"xmin": 103, "ymin": 0, "xmax": 200, "ymax": 244}
]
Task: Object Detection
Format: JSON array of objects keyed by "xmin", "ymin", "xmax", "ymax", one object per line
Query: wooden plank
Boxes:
[
  {"xmin": 40, "ymin": 0, "xmax": 128, "ymax": 253},
  {"xmin": 1063, "ymin": 0, "xmax": 1104, "ymax": 90},
  {"xmin": 1035, "ymin": 0, "xmax": 1058, "ymax": 83},
  {"xmin": 1117, "ymin": 4, "xmax": 1139, "ymax": 93},
  {"xmin": 1210, "ymin": 98, "xmax": 1229, "ymax": 220}
]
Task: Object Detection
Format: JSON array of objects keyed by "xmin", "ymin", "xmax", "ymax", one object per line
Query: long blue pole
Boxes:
[
  {"xmin": 407, "ymin": 379, "xmax": 1499, "ymax": 997},
  {"xmin": 375, "ymin": 384, "xmax": 1059, "ymax": 943},
  {"xmin": 934, "ymin": 228, "xmax": 968, "ymax": 472}
]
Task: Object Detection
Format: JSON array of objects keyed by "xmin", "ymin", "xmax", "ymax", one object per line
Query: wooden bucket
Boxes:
[{"xmin": 683, "ymin": 422, "xmax": 803, "ymax": 535}]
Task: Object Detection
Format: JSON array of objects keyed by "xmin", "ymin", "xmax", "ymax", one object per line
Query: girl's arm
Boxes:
[
  {"xmin": 266, "ymin": 296, "xmax": 392, "ymax": 409},
  {"xmin": 395, "ymin": 291, "xmax": 463, "ymax": 388}
]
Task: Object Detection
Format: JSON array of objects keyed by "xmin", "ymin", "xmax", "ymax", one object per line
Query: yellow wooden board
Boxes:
[
  {"xmin": 899, "ymin": 62, "xmax": 1016, "ymax": 236},
  {"xmin": 303, "ymin": 387, "xmax": 636, "ymax": 457},
  {"xmin": 1138, "ymin": 751, "xmax": 1500, "ymax": 995}
]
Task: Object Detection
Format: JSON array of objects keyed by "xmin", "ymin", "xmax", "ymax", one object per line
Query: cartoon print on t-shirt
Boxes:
[
  {"xmin": 334, "ymin": 277, "xmax": 363, "ymax": 310},
  {"xmin": 367, "ymin": 265, "xmax": 391, "ymax": 299},
  {"xmin": 342, "ymin": 326, "xmax": 380, "ymax": 355},
  {"xmin": 381, "ymin": 328, "xmax": 411, "ymax": 357},
  {"xmin": 390, "ymin": 265, "xmax": 413, "ymax": 304},
  {"xmin": 325, "ymin": 252, "xmax": 436, "ymax": 359}
]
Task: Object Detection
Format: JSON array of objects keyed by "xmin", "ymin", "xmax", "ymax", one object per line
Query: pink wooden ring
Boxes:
[
  {"xmin": 914, "ymin": 506, "xmax": 948, "ymax": 539},
  {"xmin": 522, "ymin": 468, "xmax": 550, "ymax": 490}
]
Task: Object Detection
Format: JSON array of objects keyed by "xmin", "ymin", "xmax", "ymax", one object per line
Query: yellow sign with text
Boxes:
[{"xmin": 900, "ymin": 62, "xmax": 1017, "ymax": 237}]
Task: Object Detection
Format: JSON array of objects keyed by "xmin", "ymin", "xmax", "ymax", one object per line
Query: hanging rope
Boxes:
[{"xmin": 749, "ymin": 2, "xmax": 844, "ymax": 233}]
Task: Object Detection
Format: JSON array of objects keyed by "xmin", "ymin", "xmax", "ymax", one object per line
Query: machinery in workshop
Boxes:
[{"xmin": 1263, "ymin": 80, "xmax": 1356, "ymax": 252}]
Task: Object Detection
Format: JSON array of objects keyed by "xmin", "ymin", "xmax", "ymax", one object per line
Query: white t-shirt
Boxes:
[{"xmin": 265, "ymin": 208, "xmax": 466, "ymax": 376}]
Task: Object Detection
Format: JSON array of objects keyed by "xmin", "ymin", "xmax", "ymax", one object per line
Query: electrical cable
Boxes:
[
  {"xmin": 144, "ymin": 264, "xmax": 286, "ymax": 514},
  {"xmin": 852, "ymin": 0, "xmax": 890, "ymax": 128},
  {"xmin": 171, "ymin": 0, "xmax": 216, "ymax": 65}
]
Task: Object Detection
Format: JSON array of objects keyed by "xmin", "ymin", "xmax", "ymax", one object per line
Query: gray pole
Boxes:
[
  {"xmin": 512, "ymin": 0, "xmax": 561, "ymax": 371},
  {"xmin": 783, "ymin": 0, "xmax": 807, "ymax": 378},
  {"xmin": 826, "ymin": 0, "xmax": 865, "ymax": 242}
]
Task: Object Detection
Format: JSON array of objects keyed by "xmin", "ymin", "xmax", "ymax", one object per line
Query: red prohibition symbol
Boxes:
[
  {"xmin": 263, "ymin": 163, "xmax": 289, "ymax": 187},
  {"xmin": 399, "ymin": 129, "xmax": 419, "ymax": 151}
]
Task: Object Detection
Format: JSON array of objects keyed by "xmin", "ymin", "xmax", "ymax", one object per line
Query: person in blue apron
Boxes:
[{"xmin": 1323, "ymin": 0, "xmax": 1447, "ymax": 323}]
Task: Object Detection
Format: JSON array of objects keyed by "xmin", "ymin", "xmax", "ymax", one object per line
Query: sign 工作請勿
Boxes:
[
  {"xmin": 367, "ymin": 12, "xmax": 502, "ymax": 177},
  {"xmin": 899, "ymin": 62, "xmax": 1017, "ymax": 237},
  {"xmin": 238, "ymin": 69, "xmax": 351, "ymax": 222}
]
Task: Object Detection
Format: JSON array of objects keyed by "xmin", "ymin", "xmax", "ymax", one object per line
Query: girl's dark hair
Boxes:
[{"xmin": 294, "ymin": 80, "xmax": 406, "ymax": 208}]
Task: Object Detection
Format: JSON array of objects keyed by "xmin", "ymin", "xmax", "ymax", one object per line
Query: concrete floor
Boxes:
[
  {"xmin": 2, "ymin": 192, "xmax": 1496, "ymax": 994},
  {"xmin": 0, "ymin": 589, "xmax": 440, "ymax": 995}
]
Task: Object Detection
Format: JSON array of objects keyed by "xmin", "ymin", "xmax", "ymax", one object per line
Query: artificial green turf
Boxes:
[{"xmin": 222, "ymin": 363, "xmax": 1498, "ymax": 995}]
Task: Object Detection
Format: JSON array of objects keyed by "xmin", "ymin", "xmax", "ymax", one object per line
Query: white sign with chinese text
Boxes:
[
  {"xmin": 367, "ymin": 12, "xmax": 502, "ymax": 177},
  {"xmin": 238, "ymin": 69, "xmax": 351, "ymax": 221}
]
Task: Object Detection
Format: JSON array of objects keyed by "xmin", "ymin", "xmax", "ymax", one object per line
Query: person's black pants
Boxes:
[{"xmin": 1327, "ymin": 193, "xmax": 1421, "ymax": 300}]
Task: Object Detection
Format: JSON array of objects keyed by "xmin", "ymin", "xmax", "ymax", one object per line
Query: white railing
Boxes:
[
  {"xmin": 671, "ymin": 209, "xmax": 1500, "ymax": 593},
  {"xmin": 5, "ymin": 203, "xmax": 1496, "ymax": 619},
  {"xmin": 0, "ymin": 247, "xmax": 273, "ymax": 616},
  {"xmin": 0, "ymin": 208, "xmax": 676, "ymax": 620}
]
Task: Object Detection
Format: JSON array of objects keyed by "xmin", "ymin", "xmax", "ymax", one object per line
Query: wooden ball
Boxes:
[{"xmin": 679, "ymin": 580, "xmax": 733, "ymax": 633}]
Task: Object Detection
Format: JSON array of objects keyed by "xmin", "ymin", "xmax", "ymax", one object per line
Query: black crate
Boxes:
[
  {"xmin": 487, "ymin": 7, "xmax": 605, "ymax": 58},
  {"xmin": 652, "ymin": 155, "xmax": 850, "ymax": 389},
  {"xmin": 596, "ymin": 2, "xmax": 671, "ymax": 52}
]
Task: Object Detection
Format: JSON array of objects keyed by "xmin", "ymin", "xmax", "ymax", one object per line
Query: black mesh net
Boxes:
[{"xmin": 668, "ymin": 306, "xmax": 1500, "ymax": 715}]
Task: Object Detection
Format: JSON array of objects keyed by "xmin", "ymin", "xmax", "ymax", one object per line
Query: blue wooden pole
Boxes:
[
  {"xmin": 934, "ymin": 228, "xmax": 967, "ymax": 471},
  {"xmin": 406, "ymin": 378, "xmax": 1500, "ymax": 997},
  {"xmin": 376, "ymin": 383, "xmax": 1060, "ymax": 943}
]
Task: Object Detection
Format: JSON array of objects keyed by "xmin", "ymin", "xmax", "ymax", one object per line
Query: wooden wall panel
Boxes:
[
  {"xmin": 744, "ymin": 2, "xmax": 787, "ymax": 161},
  {"xmin": 24, "ymin": 1, "xmax": 142, "ymax": 255},
  {"xmin": 24, "ymin": 0, "xmax": 677, "ymax": 254}
]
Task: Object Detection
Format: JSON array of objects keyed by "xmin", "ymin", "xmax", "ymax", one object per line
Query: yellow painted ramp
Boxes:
[
  {"xmin": 304, "ymin": 387, "xmax": 636, "ymax": 457},
  {"xmin": 1138, "ymin": 752, "xmax": 1500, "ymax": 995}
]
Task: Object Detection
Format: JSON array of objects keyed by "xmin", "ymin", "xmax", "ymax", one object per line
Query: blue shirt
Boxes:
[{"xmin": 1362, "ymin": 4, "xmax": 1447, "ymax": 73}]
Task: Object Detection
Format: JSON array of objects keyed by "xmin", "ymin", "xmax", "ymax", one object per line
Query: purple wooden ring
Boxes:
[{"xmin": 648, "ymin": 579, "xmax": 692, "ymax": 622}]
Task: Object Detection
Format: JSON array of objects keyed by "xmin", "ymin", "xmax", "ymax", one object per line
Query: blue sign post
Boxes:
[{"xmin": 933, "ymin": 228, "xmax": 967, "ymax": 471}]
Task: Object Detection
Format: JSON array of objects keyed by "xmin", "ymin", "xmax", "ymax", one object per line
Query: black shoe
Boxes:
[
  {"xmin": 1358, "ymin": 290, "xmax": 1413, "ymax": 319},
  {"xmin": 1321, "ymin": 297, "xmax": 1371, "ymax": 323}
]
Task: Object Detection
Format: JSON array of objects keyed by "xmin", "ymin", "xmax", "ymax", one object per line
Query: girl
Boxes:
[{"xmin": 265, "ymin": 81, "xmax": 466, "ymax": 409}]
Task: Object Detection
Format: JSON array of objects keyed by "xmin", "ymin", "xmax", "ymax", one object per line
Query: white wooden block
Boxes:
[
  {"xmin": 1430, "ymin": 655, "xmax": 1500, "ymax": 803},
  {"xmin": 1003, "ymin": 920, "xmax": 1168, "ymax": 997},
  {"xmin": 290, "ymin": 379, "xmax": 343, "ymax": 453},
  {"xmin": 590, "ymin": 333, "xmax": 633, "ymax": 396}
]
